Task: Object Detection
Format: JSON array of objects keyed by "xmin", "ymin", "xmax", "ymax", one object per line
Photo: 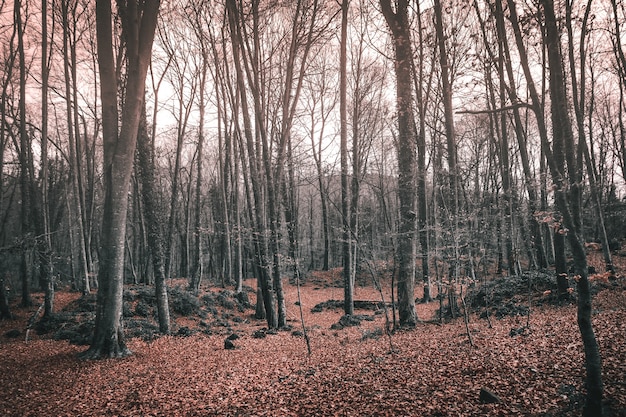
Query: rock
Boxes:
[
  {"xmin": 226, "ymin": 333, "xmax": 239, "ymax": 341},
  {"xmin": 479, "ymin": 387, "xmax": 501, "ymax": 404},
  {"xmin": 253, "ymin": 329, "xmax": 267, "ymax": 339},
  {"xmin": 5, "ymin": 329, "xmax": 20, "ymax": 338},
  {"xmin": 224, "ymin": 339, "xmax": 236, "ymax": 350},
  {"xmin": 176, "ymin": 326, "xmax": 194, "ymax": 337},
  {"xmin": 509, "ymin": 326, "xmax": 526, "ymax": 337}
]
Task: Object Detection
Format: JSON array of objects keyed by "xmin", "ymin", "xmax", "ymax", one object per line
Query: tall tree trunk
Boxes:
[
  {"xmin": 137, "ymin": 105, "xmax": 170, "ymax": 334},
  {"xmin": 226, "ymin": 0, "xmax": 277, "ymax": 328},
  {"xmin": 189, "ymin": 38, "xmax": 209, "ymax": 294},
  {"xmin": 494, "ymin": 0, "xmax": 516, "ymax": 275},
  {"xmin": 340, "ymin": 0, "xmax": 353, "ymax": 316},
  {"xmin": 307, "ymin": 69, "xmax": 333, "ymax": 272},
  {"xmin": 16, "ymin": 0, "xmax": 32, "ymax": 308},
  {"xmin": 380, "ymin": 0, "xmax": 418, "ymax": 327},
  {"xmin": 68, "ymin": 0, "xmax": 92, "ymax": 287},
  {"xmin": 485, "ymin": 0, "xmax": 547, "ymax": 269},
  {"xmin": 62, "ymin": 0, "xmax": 90, "ymax": 295},
  {"xmin": 433, "ymin": 0, "xmax": 460, "ymax": 315},
  {"xmin": 566, "ymin": 0, "xmax": 614, "ymax": 274},
  {"xmin": 541, "ymin": 0, "xmax": 604, "ymax": 412},
  {"xmin": 412, "ymin": 0, "xmax": 432, "ymax": 303},
  {"xmin": 164, "ymin": 83, "xmax": 194, "ymax": 282},
  {"xmin": 41, "ymin": 0, "xmax": 54, "ymax": 317},
  {"xmin": 507, "ymin": 0, "xmax": 566, "ymax": 284},
  {"xmin": 81, "ymin": 0, "xmax": 160, "ymax": 360}
]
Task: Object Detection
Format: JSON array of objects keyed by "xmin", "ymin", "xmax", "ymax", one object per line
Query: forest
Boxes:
[{"xmin": 1, "ymin": 0, "xmax": 626, "ymax": 415}]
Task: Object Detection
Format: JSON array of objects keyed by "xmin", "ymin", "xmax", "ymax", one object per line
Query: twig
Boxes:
[
  {"xmin": 460, "ymin": 285, "xmax": 475, "ymax": 347},
  {"xmin": 526, "ymin": 272, "xmax": 532, "ymax": 330},
  {"xmin": 484, "ymin": 276, "xmax": 492, "ymax": 329},
  {"xmin": 363, "ymin": 258, "xmax": 395, "ymax": 353},
  {"xmin": 25, "ymin": 302, "xmax": 45, "ymax": 343},
  {"xmin": 294, "ymin": 269, "xmax": 312, "ymax": 356}
]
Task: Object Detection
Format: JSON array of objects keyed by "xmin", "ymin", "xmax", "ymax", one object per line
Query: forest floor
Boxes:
[{"xmin": 1, "ymin": 253, "xmax": 626, "ymax": 416}]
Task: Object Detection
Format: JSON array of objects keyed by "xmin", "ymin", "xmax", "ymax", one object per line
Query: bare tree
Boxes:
[
  {"xmin": 225, "ymin": 0, "xmax": 277, "ymax": 328},
  {"xmin": 15, "ymin": 0, "xmax": 34, "ymax": 308},
  {"xmin": 41, "ymin": 0, "xmax": 55, "ymax": 317},
  {"xmin": 136, "ymin": 103, "xmax": 170, "ymax": 334},
  {"xmin": 380, "ymin": 0, "xmax": 418, "ymax": 327},
  {"xmin": 80, "ymin": 0, "xmax": 160, "ymax": 359},
  {"xmin": 541, "ymin": 0, "xmax": 603, "ymax": 412},
  {"xmin": 157, "ymin": 10, "xmax": 198, "ymax": 282},
  {"xmin": 506, "ymin": 0, "xmax": 569, "ymax": 294},
  {"xmin": 565, "ymin": 0, "xmax": 613, "ymax": 274},
  {"xmin": 340, "ymin": 0, "xmax": 353, "ymax": 315},
  {"xmin": 60, "ymin": 0, "xmax": 90, "ymax": 295}
]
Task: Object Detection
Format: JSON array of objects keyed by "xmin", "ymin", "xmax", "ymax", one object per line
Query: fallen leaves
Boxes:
[{"xmin": 0, "ymin": 274, "xmax": 625, "ymax": 416}]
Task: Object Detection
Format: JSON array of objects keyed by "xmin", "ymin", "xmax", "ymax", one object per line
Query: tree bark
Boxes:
[
  {"xmin": 565, "ymin": 0, "xmax": 614, "ymax": 274},
  {"xmin": 225, "ymin": 0, "xmax": 277, "ymax": 328},
  {"xmin": 340, "ymin": 0, "xmax": 353, "ymax": 316},
  {"xmin": 16, "ymin": 0, "xmax": 33, "ymax": 308},
  {"xmin": 380, "ymin": 0, "xmax": 418, "ymax": 327},
  {"xmin": 541, "ymin": 0, "xmax": 604, "ymax": 412},
  {"xmin": 412, "ymin": 0, "xmax": 432, "ymax": 303},
  {"xmin": 433, "ymin": 0, "xmax": 460, "ymax": 315},
  {"xmin": 507, "ymin": 0, "xmax": 567, "ymax": 281},
  {"xmin": 81, "ymin": 0, "xmax": 160, "ymax": 360},
  {"xmin": 61, "ymin": 0, "xmax": 90, "ymax": 295},
  {"xmin": 137, "ymin": 105, "xmax": 170, "ymax": 334},
  {"xmin": 41, "ymin": 0, "xmax": 55, "ymax": 317}
]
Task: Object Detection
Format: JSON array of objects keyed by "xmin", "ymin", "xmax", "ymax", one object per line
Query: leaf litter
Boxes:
[{"xmin": 0, "ymin": 264, "xmax": 625, "ymax": 416}]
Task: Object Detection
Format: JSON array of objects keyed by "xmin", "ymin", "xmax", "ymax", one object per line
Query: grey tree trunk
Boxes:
[
  {"xmin": 412, "ymin": 1, "xmax": 432, "ymax": 303},
  {"xmin": 541, "ymin": 0, "xmax": 603, "ymax": 413},
  {"xmin": 80, "ymin": 0, "xmax": 160, "ymax": 360},
  {"xmin": 61, "ymin": 0, "xmax": 90, "ymax": 295},
  {"xmin": 433, "ymin": 0, "xmax": 460, "ymax": 316},
  {"xmin": 41, "ymin": 0, "xmax": 54, "ymax": 317},
  {"xmin": 507, "ymin": 0, "xmax": 567, "ymax": 284},
  {"xmin": 380, "ymin": 0, "xmax": 418, "ymax": 327},
  {"xmin": 225, "ymin": 0, "xmax": 277, "ymax": 328},
  {"xmin": 137, "ymin": 105, "xmax": 170, "ymax": 334},
  {"xmin": 565, "ymin": 0, "xmax": 614, "ymax": 274},
  {"xmin": 16, "ymin": 0, "xmax": 33, "ymax": 308},
  {"xmin": 340, "ymin": 0, "xmax": 353, "ymax": 316}
]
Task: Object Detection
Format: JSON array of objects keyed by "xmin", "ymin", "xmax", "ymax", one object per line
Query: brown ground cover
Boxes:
[{"xmin": 1, "ymin": 256, "xmax": 625, "ymax": 416}]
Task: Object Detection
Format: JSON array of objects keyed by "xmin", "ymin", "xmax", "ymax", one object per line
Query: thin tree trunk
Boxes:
[
  {"xmin": 434, "ymin": 0, "xmax": 459, "ymax": 315},
  {"xmin": 340, "ymin": 0, "xmax": 353, "ymax": 316},
  {"xmin": 62, "ymin": 0, "xmax": 90, "ymax": 295},
  {"xmin": 489, "ymin": 0, "xmax": 547, "ymax": 269},
  {"xmin": 226, "ymin": 0, "xmax": 276, "ymax": 328},
  {"xmin": 412, "ymin": 0, "xmax": 432, "ymax": 302},
  {"xmin": 16, "ymin": 0, "xmax": 32, "ymax": 308},
  {"xmin": 494, "ymin": 0, "xmax": 516, "ymax": 275},
  {"xmin": 566, "ymin": 0, "xmax": 614, "ymax": 274},
  {"xmin": 137, "ymin": 105, "xmax": 170, "ymax": 334},
  {"xmin": 507, "ymin": 0, "xmax": 566, "ymax": 281},
  {"xmin": 541, "ymin": 0, "xmax": 604, "ymax": 412},
  {"xmin": 41, "ymin": 0, "xmax": 54, "ymax": 317}
]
